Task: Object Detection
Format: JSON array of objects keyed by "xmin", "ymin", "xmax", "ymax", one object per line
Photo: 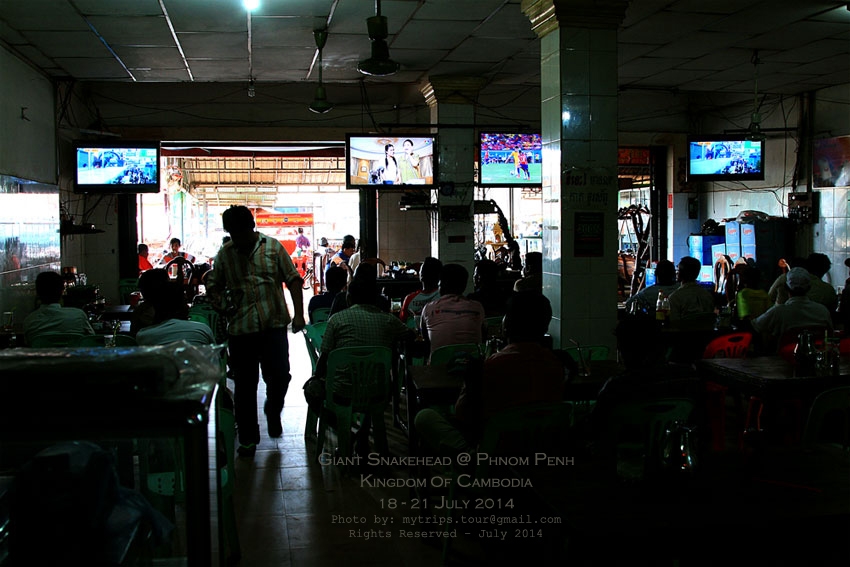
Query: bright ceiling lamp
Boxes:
[{"xmin": 243, "ymin": 0, "xmax": 260, "ymax": 12}]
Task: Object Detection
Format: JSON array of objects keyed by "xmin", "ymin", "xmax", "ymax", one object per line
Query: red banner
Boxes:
[{"xmin": 254, "ymin": 212, "xmax": 314, "ymax": 227}]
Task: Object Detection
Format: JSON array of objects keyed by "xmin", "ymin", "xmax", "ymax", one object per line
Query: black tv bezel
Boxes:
[
  {"xmin": 73, "ymin": 140, "xmax": 162, "ymax": 194},
  {"xmin": 478, "ymin": 131, "xmax": 543, "ymax": 188},
  {"xmin": 686, "ymin": 135, "xmax": 765, "ymax": 182},
  {"xmin": 345, "ymin": 133, "xmax": 439, "ymax": 190}
]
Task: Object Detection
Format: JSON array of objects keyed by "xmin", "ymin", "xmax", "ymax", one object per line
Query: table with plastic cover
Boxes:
[{"xmin": 0, "ymin": 342, "xmax": 222, "ymax": 567}]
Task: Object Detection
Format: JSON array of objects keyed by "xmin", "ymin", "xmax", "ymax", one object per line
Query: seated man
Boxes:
[
  {"xmin": 624, "ymin": 259, "xmax": 679, "ymax": 317},
  {"xmin": 308, "ymin": 265, "xmax": 347, "ymax": 322},
  {"xmin": 421, "ymin": 263, "xmax": 485, "ymax": 357},
  {"xmin": 513, "ymin": 251, "xmax": 542, "ymax": 293},
  {"xmin": 751, "ymin": 266, "xmax": 834, "ymax": 352},
  {"xmin": 400, "ymin": 256, "xmax": 441, "ymax": 323},
  {"xmin": 415, "ymin": 293, "xmax": 565, "ymax": 454},
  {"xmin": 304, "ymin": 277, "xmax": 412, "ymax": 415},
  {"xmin": 467, "ymin": 259, "xmax": 508, "ymax": 318},
  {"xmin": 22, "ymin": 271, "xmax": 95, "ymax": 346},
  {"xmin": 135, "ymin": 279, "xmax": 214, "ymax": 347},
  {"xmin": 130, "ymin": 268, "xmax": 169, "ymax": 335},
  {"xmin": 668, "ymin": 256, "xmax": 716, "ymax": 327},
  {"xmin": 805, "ymin": 253, "xmax": 838, "ymax": 313}
]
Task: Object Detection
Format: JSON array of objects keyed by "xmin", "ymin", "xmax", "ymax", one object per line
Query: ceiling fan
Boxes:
[
  {"xmin": 746, "ymin": 50, "xmax": 765, "ymax": 141},
  {"xmin": 309, "ymin": 28, "xmax": 333, "ymax": 114},
  {"xmin": 357, "ymin": 0, "xmax": 400, "ymax": 77}
]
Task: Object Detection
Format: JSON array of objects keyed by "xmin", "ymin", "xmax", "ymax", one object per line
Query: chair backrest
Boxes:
[
  {"xmin": 29, "ymin": 333, "xmax": 86, "ymax": 348},
  {"xmin": 478, "ymin": 402, "xmax": 573, "ymax": 471},
  {"xmin": 604, "ymin": 397, "xmax": 696, "ymax": 476},
  {"xmin": 303, "ymin": 322, "xmax": 327, "ymax": 354},
  {"xmin": 310, "ymin": 307, "xmax": 331, "ymax": 324},
  {"xmin": 188, "ymin": 304, "xmax": 226, "ymax": 343},
  {"xmin": 325, "ymin": 346, "xmax": 393, "ymax": 411},
  {"xmin": 702, "ymin": 332, "xmax": 752, "ymax": 359},
  {"xmin": 803, "ymin": 386, "xmax": 850, "ymax": 448},
  {"xmin": 74, "ymin": 334, "xmax": 138, "ymax": 347},
  {"xmin": 562, "ymin": 345, "xmax": 610, "ymax": 364},
  {"xmin": 118, "ymin": 278, "xmax": 139, "ymax": 305},
  {"xmin": 483, "ymin": 316, "xmax": 504, "ymax": 340},
  {"xmin": 430, "ymin": 343, "xmax": 481, "ymax": 366}
]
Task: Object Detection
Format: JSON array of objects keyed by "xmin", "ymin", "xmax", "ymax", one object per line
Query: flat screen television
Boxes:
[
  {"xmin": 687, "ymin": 136, "xmax": 765, "ymax": 182},
  {"xmin": 345, "ymin": 134, "xmax": 437, "ymax": 189},
  {"xmin": 73, "ymin": 140, "xmax": 161, "ymax": 194},
  {"xmin": 479, "ymin": 132, "xmax": 543, "ymax": 186}
]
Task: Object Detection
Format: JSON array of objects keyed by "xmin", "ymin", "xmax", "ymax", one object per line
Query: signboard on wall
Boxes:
[
  {"xmin": 574, "ymin": 212, "xmax": 604, "ymax": 257},
  {"xmin": 253, "ymin": 211, "xmax": 314, "ymax": 227}
]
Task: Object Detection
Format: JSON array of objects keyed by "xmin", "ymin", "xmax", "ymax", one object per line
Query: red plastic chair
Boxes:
[
  {"xmin": 702, "ymin": 332, "xmax": 753, "ymax": 359},
  {"xmin": 702, "ymin": 332, "xmax": 753, "ymax": 451}
]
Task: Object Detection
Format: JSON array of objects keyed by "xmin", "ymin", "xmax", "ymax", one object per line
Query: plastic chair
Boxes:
[
  {"xmin": 188, "ymin": 304, "xmax": 226, "ymax": 343},
  {"xmin": 310, "ymin": 307, "xmax": 331, "ymax": 324},
  {"xmin": 302, "ymin": 322, "xmax": 327, "ymax": 438},
  {"xmin": 29, "ymin": 333, "xmax": 86, "ymax": 347},
  {"xmin": 602, "ymin": 397, "xmax": 696, "ymax": 480},
  {"xmin": 561, "ymin": 345, "xmax": 610, "ymax": 365},
  {"xmin": 702, "ymin": 332, "xmax": 752, "ymax": 358},
  {"xmin": 802, "ymin": 386, "xmax": 850, "ymax": 449},
  {"xmin": 441, "ymin": 401, "xmax": 573, "ymax": 562},
  {"xmin": 316, "ymin": 346, "xmax": 393, "ymax": 462},
  {"xmin": 75, "ymin": 334, "xmax": 138, "ymax": 347},
  {"xmin": 701, "ymin": 332, "xmax": 752, "ymax": 451},
  {"xmin": 118, "ymin": 278, "xmax": 139, "ymax": 305},
  {"xmin": 483, "ymin": 316, "xmax": 504, "ymax": 340},
  {"xmin": 429, "ymin": 343, "xmax": 481, "ymax": 366}
]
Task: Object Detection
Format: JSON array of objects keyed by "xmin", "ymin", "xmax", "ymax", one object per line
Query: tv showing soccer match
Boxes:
[
  {"xmin": 687, "ymin": 135, "xmax": 765, "ymax": 182},
  {"xmin": 345, "ymin": 134, "xmax": 437, "ymax": 189},
  {"xmin": 479, "ymin": 132, "xmax": 542, "ymax": 187},
  {"xmin": 74, "ymin": 140, "xmax": 161, "ymax": 194}
]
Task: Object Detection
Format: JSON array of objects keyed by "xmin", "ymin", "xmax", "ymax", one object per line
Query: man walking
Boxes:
[{"xmin": 206, "ymin": 206, "xmax": 306, "ymax": 457}]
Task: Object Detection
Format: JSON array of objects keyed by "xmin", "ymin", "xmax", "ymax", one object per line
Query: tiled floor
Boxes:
[{"xmin": 227, "ymin": 331, "xmax": 459, "ymax": 567}]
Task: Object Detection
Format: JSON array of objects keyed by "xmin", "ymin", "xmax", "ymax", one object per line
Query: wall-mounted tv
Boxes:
[
  {"xmin": 479, "ymin": 132, "xmax": 542, "ymax": 187},
  {"xmin": 73, "ymin": 141, "xmax": 161, "ymax": 194},
  {"xmin": 345, "ymin": 134, "xmax": 437, "ymax": 189},
  {"xmin": 687, "ymin": 136, "xmax": 764, "ymax": 182}
]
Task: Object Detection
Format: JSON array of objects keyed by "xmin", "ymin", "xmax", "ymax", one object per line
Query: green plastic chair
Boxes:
[
  {"xmin": 562, "ymin": 345, "xmax": 610, "ymax": 364},
  {"xmin": 118, "ymin": 278, "xmax": 139, "ymax": 305},
  {"xmin": 429, "ymin": 343, "xmax": 481, "ymax": 366},
  {"xmin": 316, "ymin": 346, "xmax": 393, "ymax": 463},
  {"xmin": 188, "ymin": 304, "xmax": 226, "ymax": 343},
  {"xmin": 29, "ymin": 333, "xmax": 86, "ymax": 347},
  {"xmin": 803, "ymin": 386, "xmax": 850, "ymax": 449},
  {"xmin": 484, "ymin": 316, "xmax": 504, "ymax": 340},
  {"xmin": 310, "ymin": 307, "xmax": 331, "ymax": 324},
  {"xmin": 603, "ymin": 397, "xmax": 696, "ymax": 480},
  {"xmin": 75, "ymin": 334, "xmax": 138, "ymax": 347},
  {"xmin": 302, "ymin": 322, "xmax": 327, "ymax": 438},
  {"xmin": 442, "ymin": 401, "xmax": 573, "ymax": 562}
]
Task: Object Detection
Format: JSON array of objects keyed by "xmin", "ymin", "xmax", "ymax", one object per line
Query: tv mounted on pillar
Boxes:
[
  {"xmin": 345, "ymin": 134, "xmax": 437, "ymax": 189},
  {"xmin": 479, "ymin": 132, "xmax": 543, "ymax": 187}
]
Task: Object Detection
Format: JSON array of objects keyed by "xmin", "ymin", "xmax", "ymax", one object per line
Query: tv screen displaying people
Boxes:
[{"xmin": 346, "ymin": 135, "xmax": 436, "ymax": 188}]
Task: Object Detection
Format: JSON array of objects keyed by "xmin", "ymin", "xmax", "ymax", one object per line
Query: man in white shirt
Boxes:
[
  {"xmin": 668, "ymin": 256, "xmax": 716, "ymax": 328},
  {"xmin": 23, "ymin": 271, "xmax": 95, "ymax": 346},
  {"xmin": 752, "ymin": 267, "xmax": 833, "ymax": 352}
]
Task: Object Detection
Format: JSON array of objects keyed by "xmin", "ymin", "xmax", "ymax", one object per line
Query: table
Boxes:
[
  {"xmin": 100, "ymin": 304, "xmax": 134, "ymax": 321},
  {"xmin": 0, "ymin": 344, "xmax": 222, "ymax": 567},
  {"xmin": 697, "ymin": 356, "xmax": 848, "ymax": 398}
]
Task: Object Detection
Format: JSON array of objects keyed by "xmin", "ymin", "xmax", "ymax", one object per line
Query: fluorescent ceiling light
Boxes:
[{"xmin": 243, "ymin": 0, "xmax": 260, "ymax": 11}]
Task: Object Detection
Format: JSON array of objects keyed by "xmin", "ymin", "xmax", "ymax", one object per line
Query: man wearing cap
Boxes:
[{"xmin": 751, "ymin": 266, "xmax": 833, "ymax": 352}]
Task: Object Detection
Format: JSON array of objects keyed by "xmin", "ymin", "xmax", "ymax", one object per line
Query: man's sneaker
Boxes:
[
  {"xmin": 236, "ymin": 443, "xmax": 256, "ymax": 458},
  {"xmin": 267, "ymin": 415, "xmax": 283, "ymax": 438}
]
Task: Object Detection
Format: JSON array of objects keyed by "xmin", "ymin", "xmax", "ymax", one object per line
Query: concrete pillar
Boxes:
[
  {"xmin": 522, "ymin": 0, "xmax": 629, "ymax": 350},
  {"xmin": 421, "ymin": 75, "xmax": 487, "ymax": 292}
]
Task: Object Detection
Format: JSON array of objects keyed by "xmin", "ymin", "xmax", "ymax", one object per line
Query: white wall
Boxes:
[{"xmin": 0, "ymin": 46, "xmax": 55, "ymax": 183}]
